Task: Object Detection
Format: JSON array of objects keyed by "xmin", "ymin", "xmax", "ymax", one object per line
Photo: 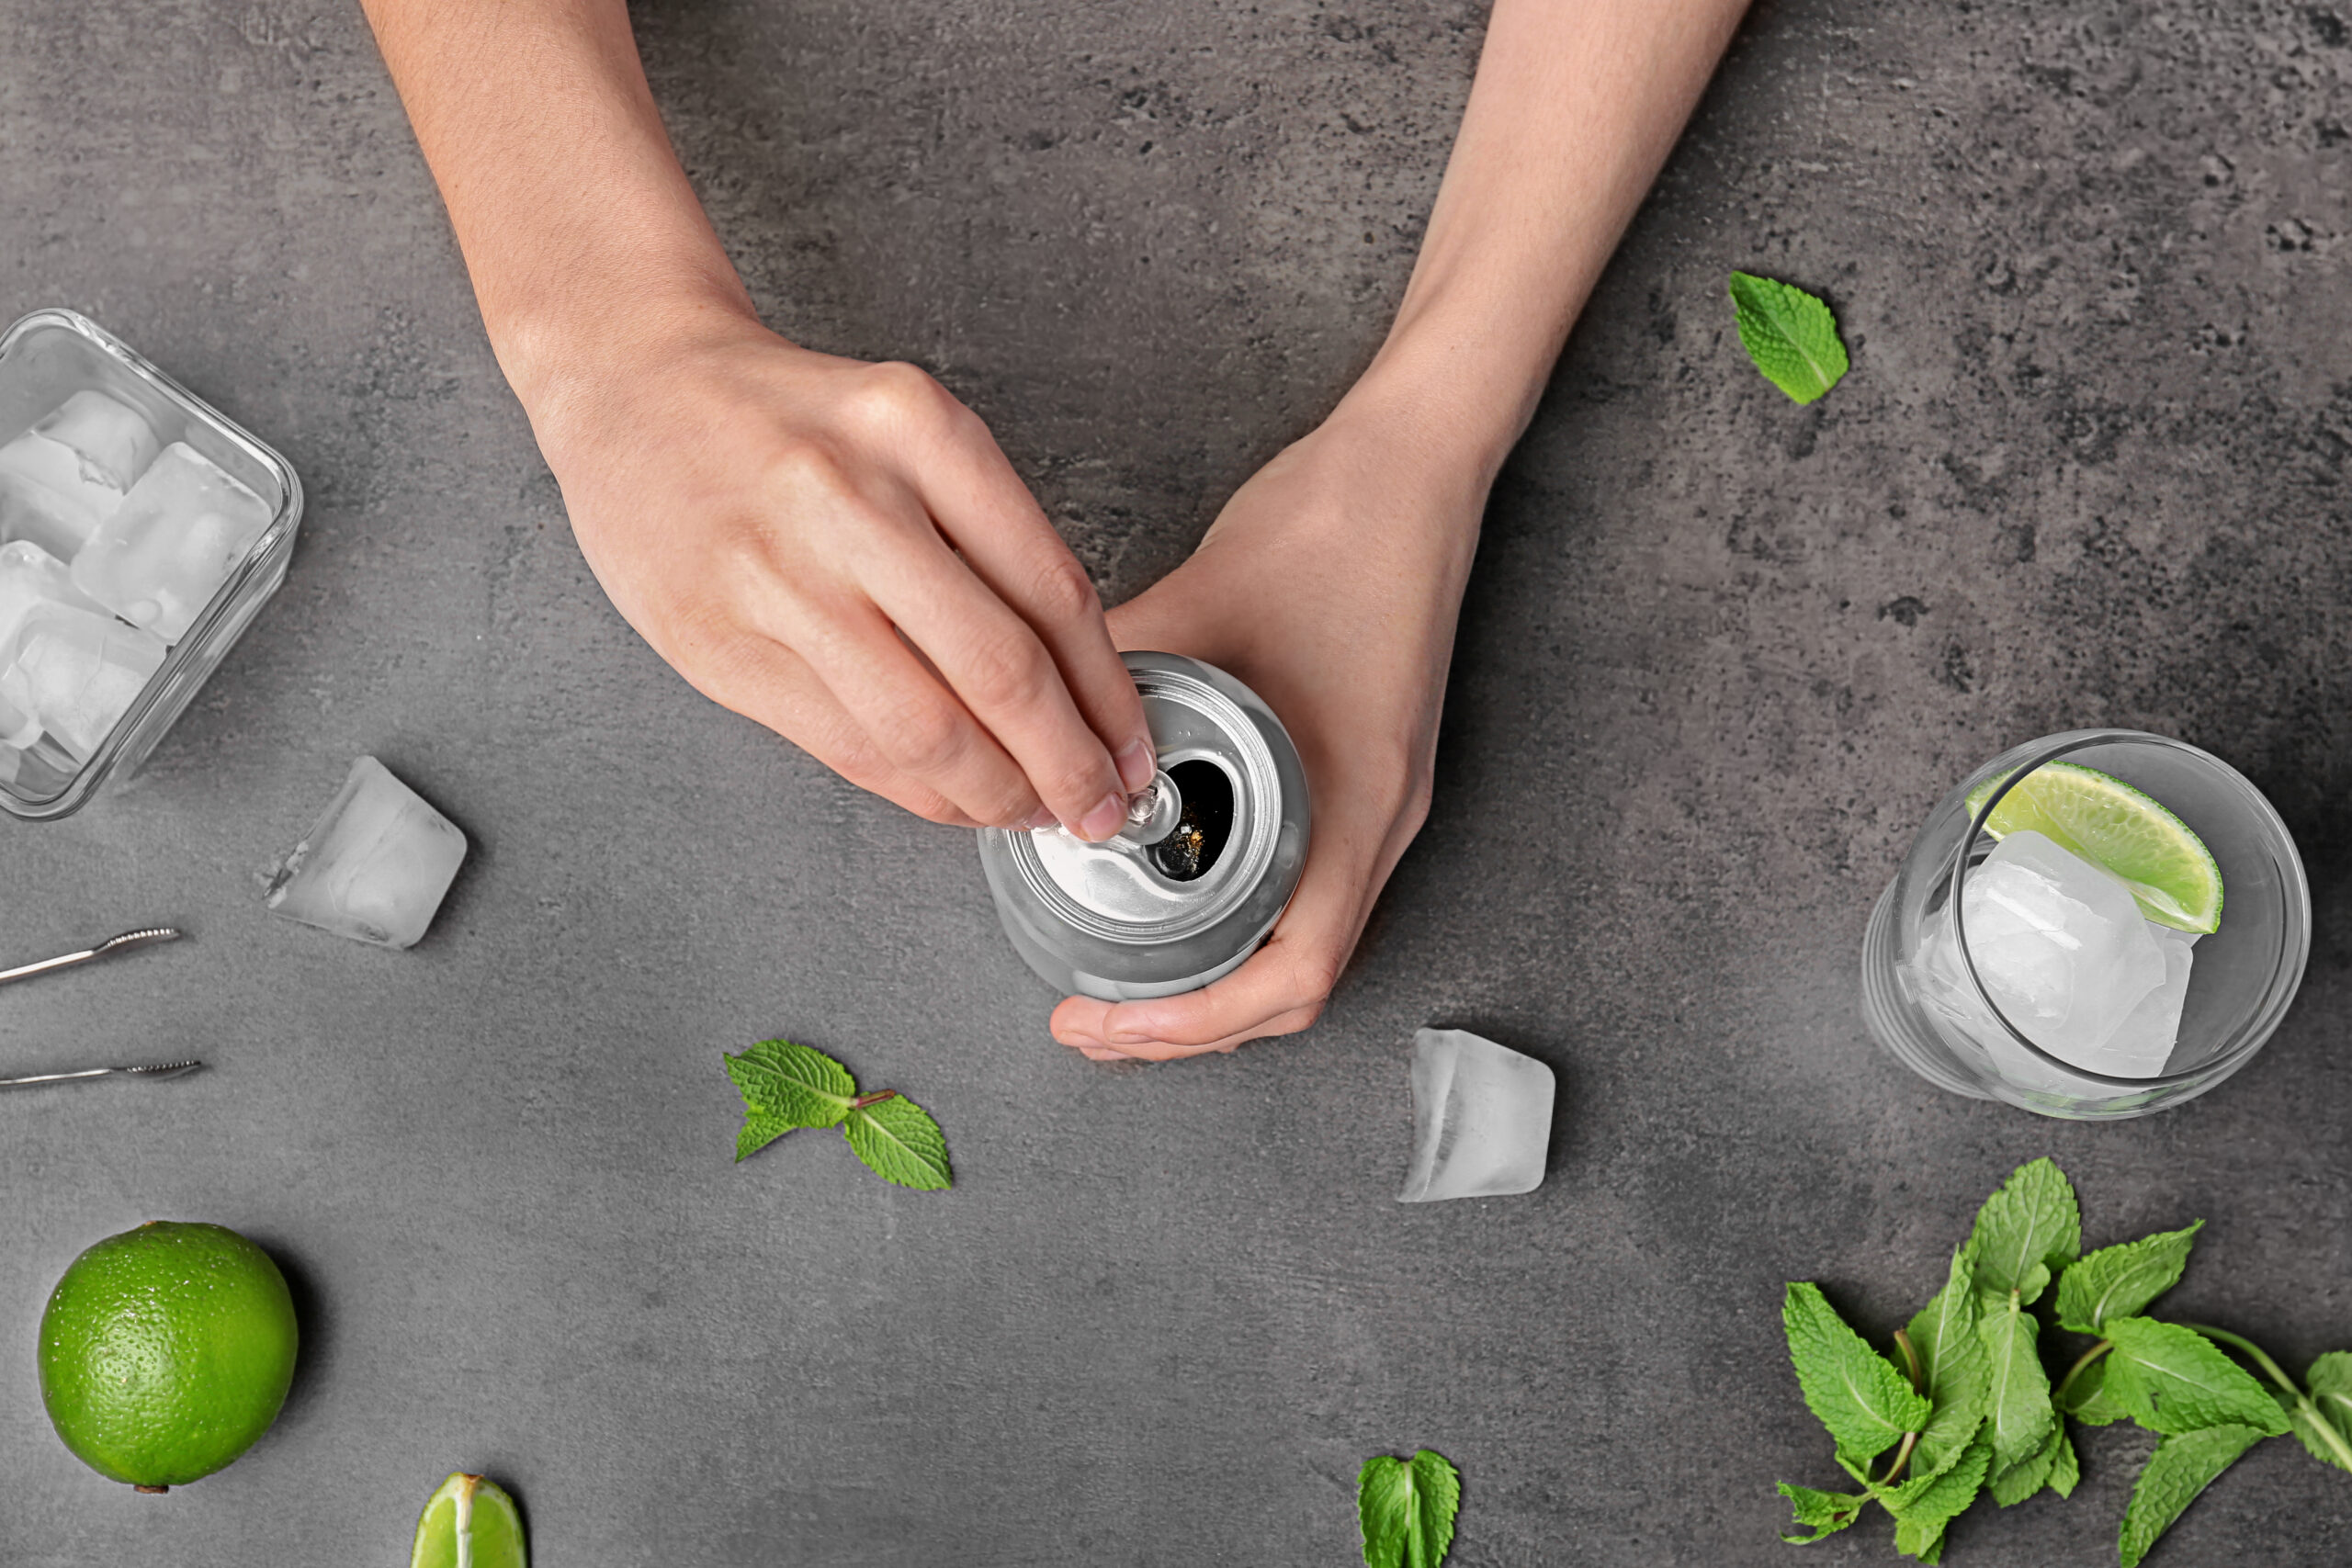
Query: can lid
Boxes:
[{"xmin": 1005, "ymin": 660, "xmax": 1287, "ymax": 944}]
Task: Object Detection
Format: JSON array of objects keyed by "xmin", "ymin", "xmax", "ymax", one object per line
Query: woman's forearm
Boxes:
[
  {"xmin": 359, "ymin": 0, "xmax": 752, "ymax": 423},
  {"xmin": 1350, "ymin": 0, "xmax": 1751, "ymax": 482}
]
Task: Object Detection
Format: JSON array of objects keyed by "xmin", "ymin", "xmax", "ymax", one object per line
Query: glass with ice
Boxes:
[
  {"xmin": 0, "ymin": 310, "xmax": 300, "ymax": 819},
  {"xmin": 1861, "ymin": 730, "xmax": 2310, "ymax": 1119}
]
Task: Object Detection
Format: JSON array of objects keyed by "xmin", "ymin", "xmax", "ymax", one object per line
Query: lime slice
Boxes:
[
  {"xmin": 1964, "ymin": 761, "xmax": 2222, "ymax": 933},
  {"xmin": 412, "ymin": 1473, "xmax": 528, "ymax": 1568}
]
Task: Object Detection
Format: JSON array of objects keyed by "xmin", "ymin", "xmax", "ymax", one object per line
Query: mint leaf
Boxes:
[
  {"xmin": 1987, "ymin": 1421, "xmax": 2064, "ymax": 1506},
  {"xmin": 735, "ymin": 1108, "xmax": 803, "ymax": 1163},
  {"xmin": 1977, "ymin": 1290, "xmax": 2056, "ymax": 1472},
  {"xmin": 1962, "ymin": 1158, "xmax": 2081, "ymax": 1306},
  {"xmin": 2103, "ymin": 1317, "xmax": 2290, "ymax": 1437},
  {"xmin": 842, "ymin": 1093, "xmax": 952, "ymax": 1190},
  {"xmin": 1776, "ymin": 1482, "xmax": 1867, "ymax": 1543},
  {"xmin": 1905, "ymin": 1249, "xmax": 1991, "ymax": 1477},
  {"xmin": 1884, "ymin": 1427, "xmax": 1991, "ymax": 1562},
  {"xmin": 1358, "ymin": 1450, "xmax": 1460, "ymax": 1568},
  {"xmin": 2058, "ymin": 1352, "xmax": 2129, "ymax": 1427},
  {"xmin": 2288, "ymin": 1352, "xmax": 2352, "ymax": 1472},
  {"xmin": 1784, "ymin": 1282, "xmax": 1933, "ymax": 1463},
  {"xmin": 726, "ymin": 1040, "xmax": 857, "ymax": 1134},
  {"xmin": 2117, "ymin": 1424, "xmax": 2268, "ymax": 1568},
  {"xmin": 1728, "ymin": 272, "xmax": 1849, "ymax": 404},
  {"xmin": 2048, "ymin": 1427, "xmax": 2079, "ymax": 1498},
  {"xmin": 2055, "ymin": 1223, "xmax": 2202, "ymax": 1334}
]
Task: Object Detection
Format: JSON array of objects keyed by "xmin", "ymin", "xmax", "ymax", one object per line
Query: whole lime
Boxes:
[{"xmin": 37, "ymin": 1221, "xmax": 299, "ymax": 1491}]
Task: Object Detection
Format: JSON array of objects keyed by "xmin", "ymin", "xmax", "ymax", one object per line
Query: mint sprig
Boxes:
[
  {"xmin": 1728, "ymin": 272, "xmax": 1849, "ymax": 404},
  {"xmin": 1357, "ymin": 1449, "xmax": 1459, "ymax": 1568},
  {"xmin": 1775, "ymin": 1158, "xmax": 2350, "ymax": 1563},
  {"xmin": 724, "ymin": 1039, "xmax": 952, "ymax": 1190}
]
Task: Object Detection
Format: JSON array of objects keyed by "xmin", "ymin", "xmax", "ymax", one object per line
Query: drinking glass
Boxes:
[{"xmin": 1860, "ymin": 729, "xmax": 2310, "ymax": 1119}]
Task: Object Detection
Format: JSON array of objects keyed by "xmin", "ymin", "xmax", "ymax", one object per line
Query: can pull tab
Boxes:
[{"xmin": 1112, "ymin": 769, "xmax": 1182, "ymax": 847}]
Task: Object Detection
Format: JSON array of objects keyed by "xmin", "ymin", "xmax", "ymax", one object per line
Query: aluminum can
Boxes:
[{"xmin": 978, "ymin": 651, "xmax": 1309, "ymax": 1000}]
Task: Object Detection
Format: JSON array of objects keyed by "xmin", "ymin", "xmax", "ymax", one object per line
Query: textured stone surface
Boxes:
[{"xmin": 5, "ymin": 2, "xmax": 2351, "ymax": 1563}]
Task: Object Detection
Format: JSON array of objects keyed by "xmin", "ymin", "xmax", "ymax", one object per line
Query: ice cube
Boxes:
[
  {"xmin": 2088, "ymin": 926, "xmax": 2198, "ymax": 1077},
  {"xmin": 70, "ymin": 441, "xmax": 274, "ymax": 644},
  {"xmin": 0, "ymin": 539, "xmax": 105, "ymax": 642},
  {"xmin": 36, "ymin": 390, "xmax": 161, "ymax": 491},
  {"xmin": 1961, "ymin": 830, "xmax": 2167, "ymax": 1057},
  {"xmin": 1905, "ymin": 829, "xmax": 2189, "ymax": 1081},
  {"xmin": 266, "ymin": 757, "xmax": 469, "ymax": 950},
  {"xmin": 1397, "ymin": 1027, "xmax": 1555, "ymax": 1202},
  {"xmin": 0, "ymin": 432, "xmax": 122, "ymax": 558},
  {"xmin": 0, "ymin": 600, "xmax": 167, "ymax": 761}
]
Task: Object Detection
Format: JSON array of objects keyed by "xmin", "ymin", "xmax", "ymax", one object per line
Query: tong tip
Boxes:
[{"xmin": 98, "ymin": 928, "xmax": 182, "ymax": 953}]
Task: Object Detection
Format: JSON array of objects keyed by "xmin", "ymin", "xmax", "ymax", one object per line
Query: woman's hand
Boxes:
[
  {"xmin": 361, "ymin": 0, "xmax": 1154, "ymax": 838},
  {"xmin": 1042, "ymin": 0, "xmax": 1751, "ymax": 1056},
  {"xmin": 533, "ymin": 308, "xmax": 1156, "ymax": 835},
  {"xmin": 1048, "ymin": 399, "xmax": 1488, "ymax": 1059}
]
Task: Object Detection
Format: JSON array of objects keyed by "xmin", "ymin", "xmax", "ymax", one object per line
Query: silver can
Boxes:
[{"xmin": 978, "ymin": 651, "xmax": 1310, "ymax": 1000}]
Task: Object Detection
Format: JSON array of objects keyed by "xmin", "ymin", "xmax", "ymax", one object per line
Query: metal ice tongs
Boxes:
[{"xmin": 0, "ymin": 927, "xmax": 202, "ymax": 1089}]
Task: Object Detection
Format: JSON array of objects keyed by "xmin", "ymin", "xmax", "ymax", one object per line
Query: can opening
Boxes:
[{"xmin": 1150, "ymin": 760, "xmax": 1234, "ymax": 881}]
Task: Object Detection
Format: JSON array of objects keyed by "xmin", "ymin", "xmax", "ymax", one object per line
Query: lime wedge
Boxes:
[
  {"xmin": 1964, "ymin": 761, "xmax": 2222, "ymax": 933},
  {"xmin": 412, "ymin": 1472, "xmax": 527, "ymax": 1568}
]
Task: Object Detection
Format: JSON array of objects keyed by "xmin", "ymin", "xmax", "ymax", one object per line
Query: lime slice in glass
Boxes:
[
  {"xmin": 1964, "ymin": 761, "xmax": 2222, "ymax": 933},
  {"xmin": 412, "ymin": 1472, "xmax": 527, "ymax": 1568}
]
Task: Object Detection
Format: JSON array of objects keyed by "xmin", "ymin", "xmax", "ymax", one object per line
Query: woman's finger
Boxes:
[
  {"xmin": 856, "ymin": 525, "xmax": 1136, "ymax": 840},
  {"xmin": 908, "ymin": 413, "xmax": 1157, "ymax": 795},
  {"xmin": 680, "ymin": 629, "xmax": 983, "ymax": 827}
]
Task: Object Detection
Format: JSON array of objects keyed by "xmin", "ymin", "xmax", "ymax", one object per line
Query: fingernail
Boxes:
[
  {"xmin": 1023, "ymin": 806, "xmax": 1058, "ymax": 830},
  {"xmin": 1115, "ymin": 738, "xmax": 1157, "ymax": 792},
  {"xmin": 1075, "ymin": 791, "xmax": 1128, "ymax": 841}
]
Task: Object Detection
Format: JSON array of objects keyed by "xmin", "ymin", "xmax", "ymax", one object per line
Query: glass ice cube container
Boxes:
[
  {"xmin": 0, "ymin": 309, "xmax": 301, "ymax": 819},
  {"xmin": 1860, "ymin": 729, "xmax": 2311, "ymax": 1120}
]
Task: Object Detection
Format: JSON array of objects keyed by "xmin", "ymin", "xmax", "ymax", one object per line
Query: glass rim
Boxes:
[{"xmin": 1941, "ymin": 728, "xmax": 2310, "ymax": 1090}]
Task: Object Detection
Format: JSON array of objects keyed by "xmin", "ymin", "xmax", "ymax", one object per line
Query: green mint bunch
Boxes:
[
  {"xmin": 1358, "ymin": 1449, "xmax": 1460, "ymax": 1568},
  {"xmin": 1729, "ymin": 272, "xmax": 1849, "ymax": 404},
  {"xmin": 1776, "ymin": 1158, "xmax": 2348, "ymax": 1564},
  {"xmin": 724, "ymin": 1040, "xmax": 952, "ymax": 1190}
]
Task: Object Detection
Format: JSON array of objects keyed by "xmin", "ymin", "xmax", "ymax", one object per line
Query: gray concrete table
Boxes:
[{"xmin": 6, "ymin": 4, "xmax": 2350, "ymax": 1563}]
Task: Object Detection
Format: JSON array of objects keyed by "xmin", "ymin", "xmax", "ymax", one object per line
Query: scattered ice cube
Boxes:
[
  {"xmin": 37, "ymin": 390, "xmax": 160, "ymax": 491},
  {"xmin": 70, "ymin": 441, "xmax": 274, "ymax": 643},
  {"xmin": 0, "ymin": 600, "xmax": 166, "ymax": 761},
  {"xmin": 1397, "ymin": 1027, "xmax": 1555, "ymax": 1203},
  {"xmin": 266, "ymin": 757, "xmax": 469, "ymax": 950}
]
